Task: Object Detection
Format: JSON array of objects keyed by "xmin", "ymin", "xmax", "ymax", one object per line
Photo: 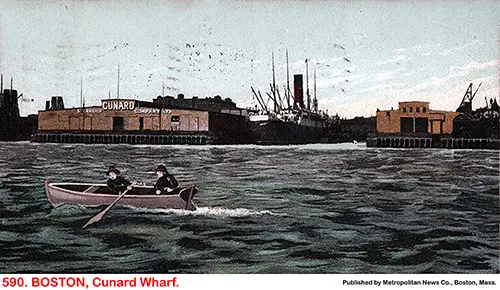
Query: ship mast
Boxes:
[
  {"xmin": 272, "ymin": 51, "xmax": 277, "ymax": 113},
  {"xmin": 313, "ymin": 69, "xmax": 317, "ymax": 112},
  {"xmin": 306, "ymin": 59, "xmax": 311, "ymax": 111},
  {"xmin": 286, "ymin": 49, "xmax": 291, "ymax": 110}
]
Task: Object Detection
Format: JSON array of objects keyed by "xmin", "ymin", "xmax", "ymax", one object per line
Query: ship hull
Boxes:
[{"xmin": 250, "ymin": 119, "xmax": 327, "ymax": 145}]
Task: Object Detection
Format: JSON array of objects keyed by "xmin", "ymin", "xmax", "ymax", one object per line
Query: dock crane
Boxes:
[{"xmin": 457, "ymin": 82, "xmax": 482, "ymax": 113}]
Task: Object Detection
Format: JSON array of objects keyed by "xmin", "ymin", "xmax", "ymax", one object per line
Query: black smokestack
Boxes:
[
  {"xmin": 57, "ymin": 96, "xmax": 64, "ymax": 109},
  {"xmin": 293, "ymin": 74, "xmax": 304, "ymax": 109},
  {"xmin": 51, "ymin": 97, "xmax": 57, "ymax": 110},
  {"xmin": 45, "ymin": 101, "xmax": 50, "ymax": 111}
]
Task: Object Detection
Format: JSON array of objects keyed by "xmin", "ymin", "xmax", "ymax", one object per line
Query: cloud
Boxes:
[
  {"xmin": 406, "ymin": 70, "xmax": 468, "ymax": 92},
  {"xmin": 450, "ymin": 59, "xmax": 499, "ymax": 73},
  {"xmin": 369, "ymin": 67, "xmax": 406, "ymax": 82},
  {"xmin": 358, "ymin": 82, "xmax": 406, "ymax": 93},
  {"xmin": 377, "ymin": 54, "xmax": 409, "ymax": 65},
  {"xmin": 407, "ymin": 59, "xmax": 498, "ymax": 93},
  {"xmin": 316, "ymin": 74, "xmax": 361, "ymax": 88},
  {"xmin": 392, "ymin": 48, "xmax": 407, "ymax": 53},
  {"xmin": 288, "ymin": 57, "xmax": 343, "ymax": 69},
  {"xmin": 439, "ymin": 39, "xmax": 481, "ymax": 57}
]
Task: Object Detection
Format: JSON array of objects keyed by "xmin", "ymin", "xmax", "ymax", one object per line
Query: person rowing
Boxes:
[
  {"xmin": 154, "ymin": 164, "xmax": 179, "ymax": 195},
  {"xmin": 106, "ymin": 166, "xmax": 136, "ymax": 194}
]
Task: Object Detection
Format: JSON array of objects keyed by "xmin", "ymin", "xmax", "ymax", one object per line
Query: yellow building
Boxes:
[{"xmin": 376, "ymin": 101, "xmax": 459, "ymax": 135}]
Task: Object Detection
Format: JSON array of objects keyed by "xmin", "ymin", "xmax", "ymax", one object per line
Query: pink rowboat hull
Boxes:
[{"xmin": 44, "ymin": 181, "xmax": 197, "ymax": 210}]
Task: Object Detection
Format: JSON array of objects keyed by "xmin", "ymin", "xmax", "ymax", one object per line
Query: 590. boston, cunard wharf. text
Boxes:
[{"xmin": 2, "ymin": 276, "xmax": 179, "ymax": 288}]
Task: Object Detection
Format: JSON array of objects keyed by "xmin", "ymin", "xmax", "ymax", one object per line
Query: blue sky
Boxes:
[{"xmin": 1, "ymin": 0, "xmax": 499, "ymax": 118}]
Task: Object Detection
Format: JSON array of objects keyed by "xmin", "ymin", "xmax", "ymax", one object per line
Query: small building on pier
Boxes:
[
  {"xmin": 366, "ymin": 101, "xmax": 499, "ymax": 149},
  {"xmin": 376, "ymin": 101, "xmax": 459, "ymax": 135}
]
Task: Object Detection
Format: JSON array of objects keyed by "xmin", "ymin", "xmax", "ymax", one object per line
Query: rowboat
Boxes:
[{"xmin": 44, "ymin": 181, "xmax": 197, "ymax": 210}]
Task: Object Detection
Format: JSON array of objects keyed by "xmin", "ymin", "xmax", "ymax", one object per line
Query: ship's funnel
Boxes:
[
  {"xmin": 57, "ymin": 96, "xmax": 64, "ymax": 109},
  {"xmin": 51, "ymin": 97, "xmax": 58, "ymax": 110},
  {"xmin": 45, "ymin": 100, "xmax": 50, "ymax": 111},
  {"xmin": 293, "ymin": 74, "xmax": 304, "ymax": 109},
  {"xmin": 2, "ymin": 89, "xmax": 19, "ymax": 118}
]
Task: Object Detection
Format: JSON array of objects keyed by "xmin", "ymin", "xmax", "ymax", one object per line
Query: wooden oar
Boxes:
[
  {"xmin": 184, "ymin": 185, "xmax": 196, "ymax": 210},
  {"xmin": 82, "ymin": 188, "xmax": 130, "ymax": 229}
]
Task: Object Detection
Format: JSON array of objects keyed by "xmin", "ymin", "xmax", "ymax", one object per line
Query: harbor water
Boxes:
[{"xmin": 0, "ymin": 142, "xmax": 498, "ymax": 273}]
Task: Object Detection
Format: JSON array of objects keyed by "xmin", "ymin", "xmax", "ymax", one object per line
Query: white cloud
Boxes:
[
  {"xmin": 358, "ymin": 82, "xmax": 406, "ymax": 93},
  {"xmin": 392, "ymin": 48, "xmax": 407, "ymax": 53},
  {"xmin": 316, "ymin": 74, "xmax": 361, "ymax": 89},
  {"xmin": 370, "ymin": 67, "xmax": 407, "ymax": 82},
  {"xmin": 450, "ymin": 59, "xmax": 499, "ymax": 73},
  {"xmin": 439, "ymin": 39, "xmax": 481, "ymax": 57},
  {"xmin": 408, "ymin": 59, "xmax": 498, "ymax": 93},
  {"xmin": 378, "ymin": 54, "xmax": 409, "ymax": 65}
]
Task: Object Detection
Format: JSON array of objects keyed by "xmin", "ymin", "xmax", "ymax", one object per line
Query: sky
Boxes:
[{"xmin": 0, "ymin": 0, "xmax": 499, "ymax": 118}]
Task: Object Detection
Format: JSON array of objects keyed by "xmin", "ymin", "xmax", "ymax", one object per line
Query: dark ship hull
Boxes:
[{"xmin": 250, "ymin": 119, "xmax": 328, "ymax": 145}]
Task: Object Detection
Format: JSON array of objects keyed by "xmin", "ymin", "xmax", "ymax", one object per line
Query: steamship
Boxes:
[
  {"xmin": 249, "ymin": 108, "xmax": 330, "ymax": 145},
  {"xmin": 249, "ymin": 61, "xmax": 334, "ymax": 145}
]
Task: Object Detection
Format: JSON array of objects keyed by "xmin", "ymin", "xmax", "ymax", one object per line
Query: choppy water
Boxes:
[{"xmin": 0, "ymin": 142, "xmax": 498, "ymax": 273}]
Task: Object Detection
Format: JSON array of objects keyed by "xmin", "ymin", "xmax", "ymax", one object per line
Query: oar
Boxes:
[
  {"xmin": 184, "ymin": 185, "xmax": 196, "ymax": 210},
  {"xmin": 82, "ymin": 188, "xmax": 130, "ymax": 229}
]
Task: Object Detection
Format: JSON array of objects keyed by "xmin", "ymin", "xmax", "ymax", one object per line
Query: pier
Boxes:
[
  {"xmin": 32, "ymin": 132, "xmax": 211, "ymax": 145},
  {"xmin": 366, "ymin": 136, "xmax": 499, "ymax": 150}
]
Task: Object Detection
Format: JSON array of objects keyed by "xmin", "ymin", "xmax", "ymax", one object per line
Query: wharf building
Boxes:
[
  {"xmin": 367, "ymin": 100, "xmax": 499, "ymax": 149},
  {"xmin": 33, "ymin": 94, "xmax": 253, "ymax": 145}
]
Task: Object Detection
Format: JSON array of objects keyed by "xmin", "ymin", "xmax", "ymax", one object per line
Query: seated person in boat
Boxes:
[
  {"xmin": 106, "ymin": 166, "xmax": 135, "ymax": 194},
  {"xmin": 154, "ymin": 164, "xmax": 179, "ymax": 195}
]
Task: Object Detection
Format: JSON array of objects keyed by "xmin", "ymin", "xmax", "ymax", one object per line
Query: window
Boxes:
[
  {"xmin": 423, "ymin": 107, "xmax": 427, "ymax": 113},
  {"xmin": 386, "ymin": 112, "xmax": 390, "ymax": 117},
  {"xmin": 416, "ymin": 107, "xmax": 420, "ymax": 113},
  {"xmin": 171, "ymin": 116, "xmax": 180, "ymax": 122},
  {"xmin": 402, "ymin": 107, "xmax": 407, "ymax": 113},
  {"xmin": 409, "ymin": 107, "xmax": 413, "ymax": 113},
  {"xmin": 139, "ymin": 117, "xmax": 144, "ymax": 130}
]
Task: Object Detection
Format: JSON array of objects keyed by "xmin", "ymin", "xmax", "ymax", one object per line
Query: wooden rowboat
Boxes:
[{"xmin": 44, "ymin": 181, "xmax": 197, "ymax": 210}]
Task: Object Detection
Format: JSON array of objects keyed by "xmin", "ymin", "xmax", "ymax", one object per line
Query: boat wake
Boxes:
[{"xmin": 133, "ymin": 206, "xmax": 278, "ymax": 217}]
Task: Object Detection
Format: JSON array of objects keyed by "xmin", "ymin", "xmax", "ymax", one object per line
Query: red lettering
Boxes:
[{"xmin": 31, "ymin": 277, "xmax": 86, "ymax": 287}]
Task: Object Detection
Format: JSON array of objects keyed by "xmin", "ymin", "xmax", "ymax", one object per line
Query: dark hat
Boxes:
[
  {"xmin": 106, "ymin": 166, "xmax": 120, "ymax": 175},
  {"xmin": 155, "ymin": 164, "xmax": 167, "ymax": 172}
]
